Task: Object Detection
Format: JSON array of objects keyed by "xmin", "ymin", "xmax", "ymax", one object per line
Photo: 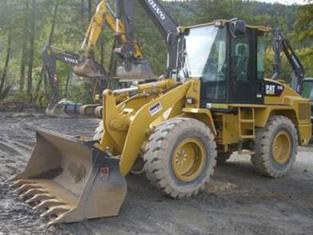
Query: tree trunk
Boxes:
[
  {"xmin": 81, "ymin": 0, "xmax": 85, "ymax": 19},
  {"xmin": 100, "ymin": 35, "xmax": 105, "ymax": 66},
  {"xmin": 27, "ymin": 0, "xmax": 36, "ymax": 98},
  {"xmin": 33, "ymin": 67, "xmax": 43, "ymax": 103},
  {"xmin": 88, "ymin": 0, "xmax": 92, "ymax": 21},
  {"xmin": 19, "ymin": 1, "xmax": 29, "ymax": 92},
  {"xmin": 0, "ymin": 30, "xmax": 12, "ymax": 95},
  {"xmin": 48, "ymin": 0, "xmax": 59, "ymax": 45},
  {"xmin": 64, "ymin": 71, "xmax": 71, "ymax": 98}
]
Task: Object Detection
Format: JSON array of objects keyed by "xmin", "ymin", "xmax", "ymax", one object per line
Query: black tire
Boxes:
[
  {"xmin": 216, "ymin": 152, "xmax": 232, "ymax": 165},
  {"xmin": 251, "ymin": 116, "xmax": 298, "ymax": 178},
  {"xmin": 143, "ymin": 118, "xmax": 217, "ymax": 198}
]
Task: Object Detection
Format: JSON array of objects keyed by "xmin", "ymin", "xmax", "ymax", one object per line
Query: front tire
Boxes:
[
  {"xmin": 143, "ymin": 118, "xmax": 217, "ymax": 198},
  {"xmin": 251, "ymin": 116, "xmax": 298, "ymax": 178}
]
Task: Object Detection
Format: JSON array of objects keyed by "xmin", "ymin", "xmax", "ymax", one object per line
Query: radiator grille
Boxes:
[{"xmin": 298, "ymin": 103, "xmax": 311, "ymax": 120}]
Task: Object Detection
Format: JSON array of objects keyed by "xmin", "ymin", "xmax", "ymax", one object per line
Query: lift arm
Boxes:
[{"xmin": 272, "ymin": 29, "xmax": 305, "ymax": 93}]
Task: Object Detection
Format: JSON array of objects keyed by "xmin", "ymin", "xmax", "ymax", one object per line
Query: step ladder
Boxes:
[{"xmin": 238, "ymin": 107, "xmax": 255, "ymax": 139}]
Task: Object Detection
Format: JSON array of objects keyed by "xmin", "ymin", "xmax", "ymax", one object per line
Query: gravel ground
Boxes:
[{"xmin": 0, "ymin": 112, "xmax": 312, "ymax": 235}]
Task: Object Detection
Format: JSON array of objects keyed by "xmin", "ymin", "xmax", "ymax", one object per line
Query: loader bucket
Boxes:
[{"xmin": 7, "ymin": 129, "xmax": 127, "ymax": 225}]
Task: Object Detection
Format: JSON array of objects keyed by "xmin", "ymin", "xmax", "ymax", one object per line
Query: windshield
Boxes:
[
  {"xmin": 182, "ymin": 25, "xmax": 227, "ymax": 80},
  {"xmin": 301, "ymin": 80, "xmax": 313, "ymax": 101}
]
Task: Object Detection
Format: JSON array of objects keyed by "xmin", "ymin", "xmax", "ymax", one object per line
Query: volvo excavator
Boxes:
[
  {"xmin": 42, "ymin": 45, "xmax": 82, "ymax": 117},
  {"xmin": 42, "ymin": 44, "xmax": 108, "ymax": 117},
  {"xmin": 7, "ymin": 0, "xmax": 312, "ymax": 225}
]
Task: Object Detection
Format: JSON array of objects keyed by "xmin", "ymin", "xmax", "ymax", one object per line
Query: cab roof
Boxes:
[{"xmin": 183, "ymin": 19, "xmax": 271, "ymax": 33}]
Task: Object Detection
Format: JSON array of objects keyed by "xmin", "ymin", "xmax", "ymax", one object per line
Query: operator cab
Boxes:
[
  {"xmin": 301, "ymin": 78, "xmax": 313, "ymax": 120},
  {"xmin": 181, "ymin": 19, "xmax": 269, "ymax": 107}
]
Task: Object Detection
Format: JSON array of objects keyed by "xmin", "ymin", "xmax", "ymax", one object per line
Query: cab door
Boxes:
[{"xmin": 229, "ymin": 29, "xmax": 264, "ymax": 104}]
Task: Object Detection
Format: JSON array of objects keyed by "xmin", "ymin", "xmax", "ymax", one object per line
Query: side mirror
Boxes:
[{"xmin": 231, "ymin": 20, "xmax": 247, "ymax": 37}]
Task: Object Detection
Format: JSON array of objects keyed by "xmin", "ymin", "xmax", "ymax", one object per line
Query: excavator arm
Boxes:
[
  {"xmin": 272, "ymin": 29, "xmax": 305, "ymax": 93},
  {"xmin": 75, "ymin": 0, "xmax": 188, "ymax": 81},
  {"xmin": 81, "ymin": 0, "xmax": 144, "ymax": 60},
  {"xmin": 74, "ymin": 0, "xmax": 154, "ymax": 81},
  {"xmin": 117, "ymin": 0, "xmax": 186, "ymax": 78}
]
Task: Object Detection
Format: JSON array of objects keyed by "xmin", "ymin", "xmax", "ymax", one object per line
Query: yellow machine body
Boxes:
[
  {"xmin": 97, "ymin": 79, "xmax": 312, "ymax": 176},
  {"xmin": 8, "ymin": 79, "xmax": 312, "ymax": 225}
]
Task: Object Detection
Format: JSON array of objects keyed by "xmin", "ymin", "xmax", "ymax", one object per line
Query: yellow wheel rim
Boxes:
[
  {"xmin": 272, "ymin": 131, "xmax": 291, "ymax": 164},
  {"xmin": 172, "ymin": 138, "xmax": 206, "ymax": 182}
]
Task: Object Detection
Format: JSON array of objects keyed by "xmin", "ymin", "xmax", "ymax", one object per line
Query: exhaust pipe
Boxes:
[{"xmin": 7, "ymin": 129, "xmax": 127, "ymax": 225}]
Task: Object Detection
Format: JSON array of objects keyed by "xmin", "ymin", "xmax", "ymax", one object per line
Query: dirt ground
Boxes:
[{"xmin": 0, "ymin": 112, "xmax": 312, "ymax": 235}]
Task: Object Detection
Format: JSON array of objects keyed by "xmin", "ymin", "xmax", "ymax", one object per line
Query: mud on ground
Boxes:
[{"xmin": 0, "ymin": 112, "xmax": 312, "ymax": 235}]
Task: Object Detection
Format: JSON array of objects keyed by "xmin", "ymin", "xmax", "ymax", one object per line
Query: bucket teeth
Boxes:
[
  {"xmin": 10, "ymin": 180, "xmax": 34, "ymax": 189},
  {"xmin": 19, "ymin": 189, "xmax": 48, "ymax": 200},
  {"xmin": 25, "ymin": 193, "xmax": 55, "ymax": 204},
  {"xmin": 40, "ymin": 205, "xmax": 69, "ymax": 218},
  {"xmin": 14, "ymin": 184, "xmax": 41, "ymax": 194},
  {"xmin": 33, "ymin": 199, "xmax": 64, "ymax": 211},
  {"xmin": 48, "ymin": 213, "xmax": 68, "ymax": 226}
]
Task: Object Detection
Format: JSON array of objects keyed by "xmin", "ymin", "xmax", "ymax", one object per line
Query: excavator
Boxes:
[
  {"xmin": 42, "ymin": 44, "xmax": 108, "ymax": 117},
  {"xmin": 42, "ymin": 44, "xmax": 82, "ymax": 117},
  {"xmin": 7, "ymin": 0, "xmax": 312, "ymax": 225},
  {"xmin": 271, "ymin": 29, "xmax": 313, "ymax": 122}
]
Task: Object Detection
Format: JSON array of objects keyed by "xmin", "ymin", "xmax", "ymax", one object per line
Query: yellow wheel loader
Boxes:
[{"xmin": 7, "ymin": 0, "xmax": 312, "ymax": 225}]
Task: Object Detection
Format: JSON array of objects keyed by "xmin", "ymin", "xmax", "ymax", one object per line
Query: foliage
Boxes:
[{"xmin": 294, "ymin": 1, "xmax": 313, "ymax": 77}]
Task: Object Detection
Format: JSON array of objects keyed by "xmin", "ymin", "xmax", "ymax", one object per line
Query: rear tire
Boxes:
[
  {"xmin": 143, "ymin": 118, "xmax": 217, "ymax": 198},
  {"xmin": 216, "ymin": 152, "xmax": 232, "ymax": 165},
  {"xmin": 251, "ymin": 116, "xmax": 298, "ymax": 178}
]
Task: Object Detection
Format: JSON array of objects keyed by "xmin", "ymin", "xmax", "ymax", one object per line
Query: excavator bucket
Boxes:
[
  {"xmin": 7, "ymin": 129, "xmax": 127, "ymax": 225},
  {"xmin": 73, "ymin": 58, "xmax": 103, "ymax": 78},
  {"xmin": 116, "ymin": 59, "xmax": 155, "ymax": 81}
]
